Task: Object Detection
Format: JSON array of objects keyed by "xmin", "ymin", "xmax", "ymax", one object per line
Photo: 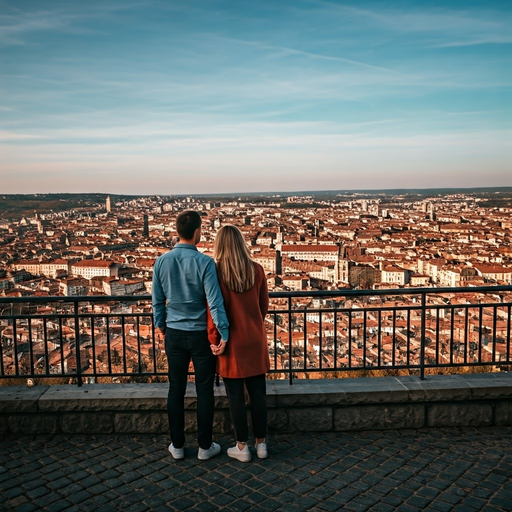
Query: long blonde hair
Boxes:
[{"xmin": 214, "ymin": 225, "xmax": 255, "ymax": 292}]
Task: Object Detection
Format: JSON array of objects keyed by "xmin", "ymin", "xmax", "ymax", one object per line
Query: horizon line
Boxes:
[{"xmin": 2, "ymin": 185, "xmax": 512, "ymax": 198}]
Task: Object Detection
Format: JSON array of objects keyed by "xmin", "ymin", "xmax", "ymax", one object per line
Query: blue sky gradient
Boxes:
[{"xmin": 1, "ymin": 0, "xmax": 511, "ymax": 194}]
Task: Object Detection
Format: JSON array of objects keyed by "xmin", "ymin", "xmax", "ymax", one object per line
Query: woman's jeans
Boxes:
[
  {"xmin": 223, "ymin": 374, "xmax": 267, "ymax": 442},
  {"xmin": 165, "ymin": 328, "xmax": 216, "ymax": 450}
]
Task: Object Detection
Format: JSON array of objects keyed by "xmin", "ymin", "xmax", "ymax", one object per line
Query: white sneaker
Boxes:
[
  {"xmin": 255, "ymin": 442, "xmax": 268, "ymax": 459},
  {"xmin": 198, "ymin": 442, "xmax": 221, "ymax": 460},
  {"xmin": 227, "ymin": 443, "xmax": 252, "ymax": 462},
  {"xmin": 168, "ymin": 443, "xmax": 185, "ymax": 460}
]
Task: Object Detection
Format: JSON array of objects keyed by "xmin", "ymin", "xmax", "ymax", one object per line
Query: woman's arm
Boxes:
[{"xmin": 206, "ymin": 305, "xmax": 222, "ymax": 346}]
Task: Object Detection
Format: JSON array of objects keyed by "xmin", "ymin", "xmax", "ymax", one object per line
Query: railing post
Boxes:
[
  {"xmin": 74, "ymin": 300, "xmax": 83, "ymax": 387},
  {"xmin": 288, "ymin": 295, "xmax": 293, "ymax": 385},
  {"xmin": 420, "ymin": 292, "xmax": 426, "ymax": 380}
]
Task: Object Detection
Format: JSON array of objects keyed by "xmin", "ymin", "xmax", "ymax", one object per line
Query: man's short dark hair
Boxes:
[{"xmin": 176, "ymin": 210, "xmax": 202, "ymax": 240}]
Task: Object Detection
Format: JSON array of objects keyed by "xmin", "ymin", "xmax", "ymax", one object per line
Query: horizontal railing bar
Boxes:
[
  {"xmin": 0, "ymin": 313, "xmax": 154, "ymax": 321},
  {"xmin": 0, "ymin": 284, "xmax": 511, "ymax": 305},
  {"xmin": 2, "ymin": 302, "xmax": 510, "ymax": 321}
]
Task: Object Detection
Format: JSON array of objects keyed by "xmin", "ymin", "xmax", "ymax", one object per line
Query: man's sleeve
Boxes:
[
  {"xmin": 203, "ymin": 259, "xmax": 229, "ymax": 341},
  {"xmin": 151, "ymin": 259, "xmax": 166, "ymax": 329}
]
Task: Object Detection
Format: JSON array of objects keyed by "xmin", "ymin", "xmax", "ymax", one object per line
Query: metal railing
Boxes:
[{"xmin": 1, "ymin": 285, "xmax": 511, "ymax": 385}]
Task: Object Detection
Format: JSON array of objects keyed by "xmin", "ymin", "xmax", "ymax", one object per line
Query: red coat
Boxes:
[{"xmin": 208, "ymin": 262, "xmax": 270, "ymax": 379}]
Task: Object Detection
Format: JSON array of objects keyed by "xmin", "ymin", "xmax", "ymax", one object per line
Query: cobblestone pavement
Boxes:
[{"xmin": 1, "ymin": 427, "xmax": 512, "ymax": 512}]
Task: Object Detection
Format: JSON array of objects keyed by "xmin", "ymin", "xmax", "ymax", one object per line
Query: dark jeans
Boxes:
[
  {"xmin": 165, "ymin": 328, "xmax": 216, "ymax": 450},
  {"xmin": 223, "ymin": 374, "xmax": 267, "ymax": 443}
]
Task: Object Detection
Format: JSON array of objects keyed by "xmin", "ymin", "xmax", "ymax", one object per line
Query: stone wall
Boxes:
[{"xmin": 1, "ymin": 374, "xmax": 512, "ymax": 436}]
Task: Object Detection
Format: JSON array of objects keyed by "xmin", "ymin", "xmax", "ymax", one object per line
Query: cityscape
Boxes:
[
  {"xmin": 2, "ymin": 2, "xmax": 511, "ymax": 510},
  {"xmin": 1, "ymin": 188, "xmax": 511, "ymax": 381}
]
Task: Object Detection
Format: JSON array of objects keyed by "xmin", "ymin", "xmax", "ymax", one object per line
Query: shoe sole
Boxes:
[
  {"xmin": 198, "ymin": 453, "xmax": 220, "ymax": 460},
  {"xmin": 228, "ymin": 453, "xmax": 252, "ymax": 462},
  {"xmin": 198, "ymin": 450, "xmax": 221, "ymax": 460},
  {"xmin": 227, "ymin": 449, "xmax": 252, "ymax": 462}
]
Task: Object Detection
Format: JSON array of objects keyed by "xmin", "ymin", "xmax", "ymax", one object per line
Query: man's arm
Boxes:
[
  {"xmin": 203, "ymin": 259, "xmax": 229, "ymax": 342},
  {"xmin": 151, "ymin": 259, "xmax": 166, "ymax": 334}
]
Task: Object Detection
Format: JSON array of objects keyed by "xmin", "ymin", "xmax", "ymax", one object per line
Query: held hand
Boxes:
[
  {"xmin": 155, "ymin": 327, "xmax": 165, "ymax": 340},
  {"xmin": 211, "ymin": 340, "xmax": 227, "ymax": 356}
]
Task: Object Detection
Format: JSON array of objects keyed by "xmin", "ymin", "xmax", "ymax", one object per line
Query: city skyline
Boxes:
[{"xmin": 1, "ymin": 0, "xmax": 511, "ymax": 194}]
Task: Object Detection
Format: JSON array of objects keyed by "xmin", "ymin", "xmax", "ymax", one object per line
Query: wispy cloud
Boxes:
[
  {"xmin": 0, "ymin": 130, "xmax": 47, "ymax": 141},
  {"xmin": 314, "ymin": 1, "xmax": 512, "ymax": 47},
  {"xmin": 432, "ymin": 36, "xmax": 512, "ymax": 48},
  {"xmin": 217, "ymin": 36, "xmax": 406, "ymax": 75},
  {"xmin": 0, "ymin": 2, "xmax": 148, "ymax": 45},
  {"xmin": 0, "ymin": 10, "xmax": 79, "ymax": 44}
]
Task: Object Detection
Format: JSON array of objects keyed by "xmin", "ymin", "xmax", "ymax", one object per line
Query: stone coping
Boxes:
[{"xmin": 1, "ymin": 373, "xmax": 511, "ymax": 414}]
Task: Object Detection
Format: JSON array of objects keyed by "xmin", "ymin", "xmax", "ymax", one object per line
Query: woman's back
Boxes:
[{"xmin": 208, "ymin": 262, "xmax": 270, "ymax": 378}]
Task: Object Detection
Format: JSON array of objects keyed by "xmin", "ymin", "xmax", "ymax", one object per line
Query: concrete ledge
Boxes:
[
  {"xmin": 0, "ymin": 385, "xmax": 49, "ymax": 413},
  {"xmin": 1, "ymin": 373, "xmax": 511, "ymax": 435}
]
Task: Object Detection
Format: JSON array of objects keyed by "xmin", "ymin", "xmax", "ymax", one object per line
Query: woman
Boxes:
[{"xmin": 208, "ymin": 225, "xmax": 270, "ymax": 462}]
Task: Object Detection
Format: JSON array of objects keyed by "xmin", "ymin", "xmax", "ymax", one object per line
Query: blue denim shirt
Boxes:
[{"xmin": 152, "ymin": 243, "xmax": 229, "ymax": 341}]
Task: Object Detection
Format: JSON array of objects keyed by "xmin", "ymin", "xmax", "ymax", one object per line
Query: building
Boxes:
[
  {"xmin": 381, "ymin": 266, "xmax": 409, "ymax": 286},
  {"xmin": 71, "ymin": 260, "xmax": 118, "ymax": 279},
  {"xmin": 11, "ymin": 261, "xmax": 41, "ymax": 275},
  {"xmin": 409, "ymin": 274, "xmax": 430, "ymax": 287},
  {"xmin": 282, "ymin": 275, "xmax": 309, "ymax": 290},
  {"xmin": 281, "ymin": 245, "xmax": 339, "ymax": 263},
  {"xmin": 143, "ymin": 214, "xmax": 149, "ymax": 237},
  {"xmin": 59, "ymin": 277, "xmax": 89, "ymax": 296},
  {"xmin": 40, "ymin": 260, "xmax": 69, "ymax": 278},
  {"xmin": 473, "ymin": 264, "xmax": 512, "ymax": 283}
]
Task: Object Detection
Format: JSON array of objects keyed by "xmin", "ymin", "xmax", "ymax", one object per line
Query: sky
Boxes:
[{"xmin": 0, "ymin": 0, "xmax": 511, "ymax": 195}]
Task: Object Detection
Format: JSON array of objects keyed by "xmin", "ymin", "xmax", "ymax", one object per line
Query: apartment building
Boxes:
[{"xmin": 71, "ymin": 260, "xmax": 118, "ymax": 279}]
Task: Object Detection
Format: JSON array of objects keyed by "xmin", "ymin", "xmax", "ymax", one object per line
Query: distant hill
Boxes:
[
  {"xmin": 195, "ymin": 187, "xmax": 512, "ymax": 205},
  {"xmin": 0, "ymin": 193, "xmax": 128, "ymax": 220},
  {"xmin": 1, "ymin": 187, "xmax": 511, "ymax": 220}
]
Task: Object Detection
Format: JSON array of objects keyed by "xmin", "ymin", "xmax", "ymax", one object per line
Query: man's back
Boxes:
[{"xmin": 152, "ymin": 243, "xmax": 228, "ymax": 338}]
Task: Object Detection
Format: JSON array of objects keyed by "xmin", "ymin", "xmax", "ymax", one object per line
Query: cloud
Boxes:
[
  {"xmin": 313, "ymin": 1, "xmax": 512, "ymax": 47},
  {"xmin": 217, "ymin": 36, "xmax": 406, "ymax": 75},
  {"xmin": 0, "ymin": 10, "xmax": 77, "ymax": 44},
  {"xmin": 0, "ymin": 2, "xmax": 148, "ymax": 45},
  {"xmin": 0, "ymin": 130, "xmax": 47, "ymax": 141}
]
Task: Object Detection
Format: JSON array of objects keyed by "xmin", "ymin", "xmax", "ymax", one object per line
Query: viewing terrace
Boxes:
[{"xmin": 1, "ymin": 285, "xmax": 512, "ymax": 511}]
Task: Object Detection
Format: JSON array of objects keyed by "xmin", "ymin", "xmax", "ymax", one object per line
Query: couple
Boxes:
[{"xmin": 152, "ymin": 210, "xmax": 269, "ymax": 463}]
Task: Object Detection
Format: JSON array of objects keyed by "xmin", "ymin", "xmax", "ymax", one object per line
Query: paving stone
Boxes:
[
  {"xmin": 12, "ymin": 504, "xmax": 38, "ymax": 512},
  {"xmin": 25, "ymin": 485, "xmax": 51, "ymax": 500},
  {"xmin": 1, "ymin": 428, "xmax": 512, "ymax": 511},
  {"xmin": 124, "ymin": 504, "xmax": 150, "ymax": 512},
  {"xmin": 46, "ymin": 500, "xmax": 74, "ymax": 512},
  {"xmin": 369, "ymin": 504, "xmax": 397, "ymax": 512}
]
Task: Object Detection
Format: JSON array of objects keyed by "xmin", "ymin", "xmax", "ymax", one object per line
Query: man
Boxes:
[{"xmin": 152, "ymin": 210, "xmax": 228, "ymax": 460}]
